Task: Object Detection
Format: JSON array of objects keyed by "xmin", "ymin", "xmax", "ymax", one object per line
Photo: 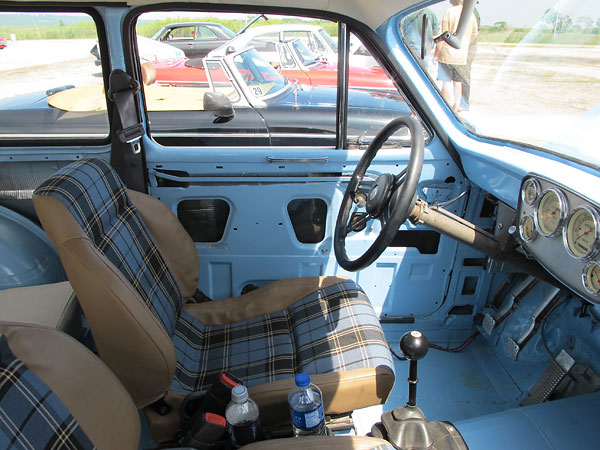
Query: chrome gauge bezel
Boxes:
[
  {"xmin": 519, "ymin": 215, "xmax": 537, "ymax": 243},
  {"xmin": 582, "ymin": 261, "xmax": 600, "ymax": 296},
  {"xmin": 521, "ymin": 178, "xmax": 541, "ymax": 206},
  {"xmin": 534, "ymin": 188, "xmax": 568, "ymax": 238},
  {"xmin": 563, "ymin": 206, "xmax": 600, "ymax": 261}
]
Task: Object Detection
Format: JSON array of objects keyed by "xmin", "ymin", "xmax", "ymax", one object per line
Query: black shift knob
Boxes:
[{"xmin": 400, "ymin": 331, "xmax": 429, "ymax": 360}]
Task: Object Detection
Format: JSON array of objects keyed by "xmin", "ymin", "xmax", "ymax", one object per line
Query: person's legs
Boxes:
[
  {"xmin": 437, "ymin": 63, "xmax": 454, "ymax": 106},
  {"xmin": 453, "ymin": 80, "xmax": 463, "ymax": 112},
  {"xmin": 442, "ymin": 81, "xmax": 454, "ymax": 106},
  {"xmin": 461, "ymin": 44, "xmax": 477, "ymax": 111}
]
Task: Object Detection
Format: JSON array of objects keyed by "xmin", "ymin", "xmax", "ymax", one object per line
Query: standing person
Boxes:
[
  {"xmin": 434, "ymin": 0, "xmax": 478, "ymax": 112},
  {"xmin": 461, "ymin": 5, "xmax": 480, "ymax": 111}
]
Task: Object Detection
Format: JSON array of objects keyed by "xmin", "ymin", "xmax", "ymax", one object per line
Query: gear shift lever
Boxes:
[
  {"xmin": 400, "ymin": 330, "xmax": 429, "ymax": 407},
  {"xmin": 371, "ymin": 331, "xmax": 466, "ymax": 449}
]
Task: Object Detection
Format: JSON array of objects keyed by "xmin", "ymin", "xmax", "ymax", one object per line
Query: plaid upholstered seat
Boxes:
[
  {"xmin": 0, "ymin": 334, "xmax": 94, "ymax": 449},
  {"xmin": 0, "ymin": 322, "xmax": 141, "ymax": 449},
  {"xmin": 0, "ymin": 323, "xmax": 395, "ymax": 450},
  {"xmin": 33, "ymin": 158, "xmax": 394, "ymax": 434},
  {"xmin": 172, "ymin": 278, "xmax": 392, "ymax": 392}
]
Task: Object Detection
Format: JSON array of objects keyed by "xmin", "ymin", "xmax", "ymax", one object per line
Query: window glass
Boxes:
[
  {"xmin": 346, "ymin": 32, "xmax": 412, "ymax": 148},
  {"xmin": 318, "ymin": 28, "xmax": 338, "ymax": 52},
  {"xmin": 402, "ymin": 0, "xmax": 600, "ymax": 167},
  {"xmin": 283, "ymin": 31, "xmax": 310, "ymax": 45},
  {"xmin": 232, "ymin": 49, "xmax": 287, "ymax": 97},
  {"xmin": 277, "ymin": 44, "xmax": 296, "ymax": 68},
  {"xmin": 290, "ymin": 40, "xmax": 320, "ymax": 67},
  {"xmin": 0, "ymin": 11, "xmax": 108, "ymax": 141},
  {"xmin": 137, "ymin": 11, "xmax": 423, "ymax": 148},
  {"xmin": 206, "ymin": 61, "xmax": 241, "ymax": 102},
  {"xmin": 168, "ymin": 26, "xmax": 195, "ymax": 40},
  {"xmin": 247, "ymin": 33, "xmax": 279, "ymax": 62},
  {"xmin": 249, "ymin": 33, "xmax": 279, "ymax": 47},
  {"xmin": 197, "ymin": 26, "xmax": 218, "ymax": 40}
]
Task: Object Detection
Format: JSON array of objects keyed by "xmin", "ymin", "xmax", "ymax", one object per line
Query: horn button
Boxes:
[{"xmin": 366, "ymin": 173, "xmax": 394, "ymax": 218}]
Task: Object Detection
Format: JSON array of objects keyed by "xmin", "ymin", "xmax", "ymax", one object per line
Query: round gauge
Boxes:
[
  {"xmin": 522, "ymin": 178, "xmax": 540, "ymax": 206},
  {"xmin": 564, "ymin": 207, "xmax": 600, "ymax": 260},
  {"xmin": 519, "ymin": 215, "xmax": 537, "ymax": 242},
  {"xmin": 535, "ymin": 189, "xmax": 567, "ymax": 237},
  {"xmin": 583, "ymin": 261, "xmax": 600, "ymax": 296}
]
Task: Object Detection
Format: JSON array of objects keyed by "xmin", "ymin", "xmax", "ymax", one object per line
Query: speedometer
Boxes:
[
  {"xmin": 564, "ymin": 207, "xmax": 600, "ymax": 260},
  {"xmin": 535, "ymin": 189, "xmax": 567, "ymax": 237}
]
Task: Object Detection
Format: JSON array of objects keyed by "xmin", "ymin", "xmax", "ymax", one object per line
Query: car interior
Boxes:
[{"xmin": 0, "ymin": 0, "xmax": 599, "ymax": 449}]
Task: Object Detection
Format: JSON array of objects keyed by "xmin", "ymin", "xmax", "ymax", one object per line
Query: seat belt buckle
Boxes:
[
  {"xmin": 203, "ymin": 372, "xmax": 242, "ymax": 415},
  {"xmin": 180, "ymin": 412, "xmax": 228, "ymax": 448},
  {"xmin": 117, "ymin": 123, "xmax": 144, "ymax": 144},
  {"xmin": 179, "ymin": 372, "xmax": 242, "ymax": 436}
]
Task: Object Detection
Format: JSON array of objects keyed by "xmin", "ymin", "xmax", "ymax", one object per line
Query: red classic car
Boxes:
[
  {"xmin": 0, "ymin": 37, "xmax": 7, "ymax": 49},
  {"xmin": 152, "ymin": 37, "xmax": 394, "ymax": 91}
]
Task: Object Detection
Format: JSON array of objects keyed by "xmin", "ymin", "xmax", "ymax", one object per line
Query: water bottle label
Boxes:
[{"xmin": 291, "ymin": 404, "xmax": 324, "ymax": 430}]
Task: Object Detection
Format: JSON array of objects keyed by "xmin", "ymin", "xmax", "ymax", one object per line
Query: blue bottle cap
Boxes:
[{"xmin": 295, "ymin": 372, "xmax": 310, "ymax": 387}]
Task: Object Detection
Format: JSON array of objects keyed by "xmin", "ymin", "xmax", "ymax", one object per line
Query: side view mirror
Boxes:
[{"xmin": 203, "ymin": 92, "xmax": 235, "ymax": 121}]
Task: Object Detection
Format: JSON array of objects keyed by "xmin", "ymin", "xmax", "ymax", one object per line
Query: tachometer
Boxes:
[
  {"xmin": 522, "ymin": 178, "xmax": 540, "ymax": 206},
  {"xmin": 535, "ymin": 189, "xmax": 567, "ymax": 237},
  {"xmin": 583, "ymin": 261, "xmax": 600, "ymax": 296},
  {"xmin": 519, "ymin": 215, "xmax": 537, "ymax": 242},
  {"xmin": 564, "ymin": 207, "xmax": 599, "ymax": 260}
]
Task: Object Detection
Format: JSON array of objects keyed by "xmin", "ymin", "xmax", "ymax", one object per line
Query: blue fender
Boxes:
[{"xmin": 0, "ymin": 205, "xmax": 66, "ymax": 289}]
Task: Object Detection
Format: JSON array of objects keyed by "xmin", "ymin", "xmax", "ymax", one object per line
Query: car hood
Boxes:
[
  {"xmin": 273, "ymin": 84, "xmax": 406, "ymax": 110},
  {"xmin": 0, "ymin": 90, "xmax": 62, "ymax": 110}
]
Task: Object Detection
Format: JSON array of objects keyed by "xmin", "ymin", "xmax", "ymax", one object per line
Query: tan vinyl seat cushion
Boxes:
[
  {"xmin": 0, "ymin": 281, "xmax": 82, "ymax": 338},
  {"xmin": 0, "ymin": 322, "xmax": 140, "ymax": 450}
]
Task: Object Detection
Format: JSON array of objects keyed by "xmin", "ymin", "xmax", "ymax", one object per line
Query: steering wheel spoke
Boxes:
[
  {"xmin": 347, "ymin": 212, "xmax": 373, "ymax": 234},
  {"xmin": 334, "ymin": 117, "xmax": 424, "ymax": 271}
]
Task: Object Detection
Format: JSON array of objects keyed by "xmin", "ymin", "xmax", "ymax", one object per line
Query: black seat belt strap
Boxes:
[{"xmin": 108, "ymin": 69, "xmax": 146, "ymax": 191}]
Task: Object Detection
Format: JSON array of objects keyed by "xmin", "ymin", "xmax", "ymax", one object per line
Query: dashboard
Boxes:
[{"xmin": 516, "ymin": 174, "xmax": 600, "ymax": 304}]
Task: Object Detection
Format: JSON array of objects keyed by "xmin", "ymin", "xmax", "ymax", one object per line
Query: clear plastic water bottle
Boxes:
[
  {"xmin": 225, "ymin": 385, "xmax": 263, "ymax": 447},
  {"xmin": 288, "ymin": 373, "xmax": 326, "ymax": 436}
]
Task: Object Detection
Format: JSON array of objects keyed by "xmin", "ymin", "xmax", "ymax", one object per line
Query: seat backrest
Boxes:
[
  {"xmin": 0, "ymin": 322, "xmax": 140, "ymax": 449},
  {"xmin": 33, "ymin": 158, "xmax": 183, "ymax": 407}
]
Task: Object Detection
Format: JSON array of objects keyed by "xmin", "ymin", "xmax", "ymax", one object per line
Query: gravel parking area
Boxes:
[
  {"xmin": 1, "ymin": 39, "xmax": 599, "ymax": 121},
  {"xmin": 0, "ymin": 39, "xmax": 100, "ymax": 100}
]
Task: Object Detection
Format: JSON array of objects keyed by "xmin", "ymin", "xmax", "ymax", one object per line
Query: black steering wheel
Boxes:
[{"xmin": 334, "ymin": 116, "xmax": 424, "ymax": 272}]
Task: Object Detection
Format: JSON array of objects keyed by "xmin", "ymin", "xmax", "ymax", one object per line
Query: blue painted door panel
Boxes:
[{"xmin": 144, "ymin": 136, "xmax": 468, "ymax": 318}]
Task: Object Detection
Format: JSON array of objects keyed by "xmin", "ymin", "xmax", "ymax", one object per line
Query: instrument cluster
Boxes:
[{"xmin": 517, "ymin": 175, "xmax": 600, "ymax": 303}]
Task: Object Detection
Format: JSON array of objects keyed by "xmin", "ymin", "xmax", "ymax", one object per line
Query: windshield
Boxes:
[
  {"xmin": 318, "ymin": 28, "xmax": 338, "ymax": 52},
  {"xmin": 291, "ymin": 39, "xmax": 321, "ymax": 67},
  {"xmin": 401, "ymin": 0, "xmax": 600, "ymax": 168},
  {"xmin": 232, "ymin": 48, "xmax": 288, "ymax": 97}
]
